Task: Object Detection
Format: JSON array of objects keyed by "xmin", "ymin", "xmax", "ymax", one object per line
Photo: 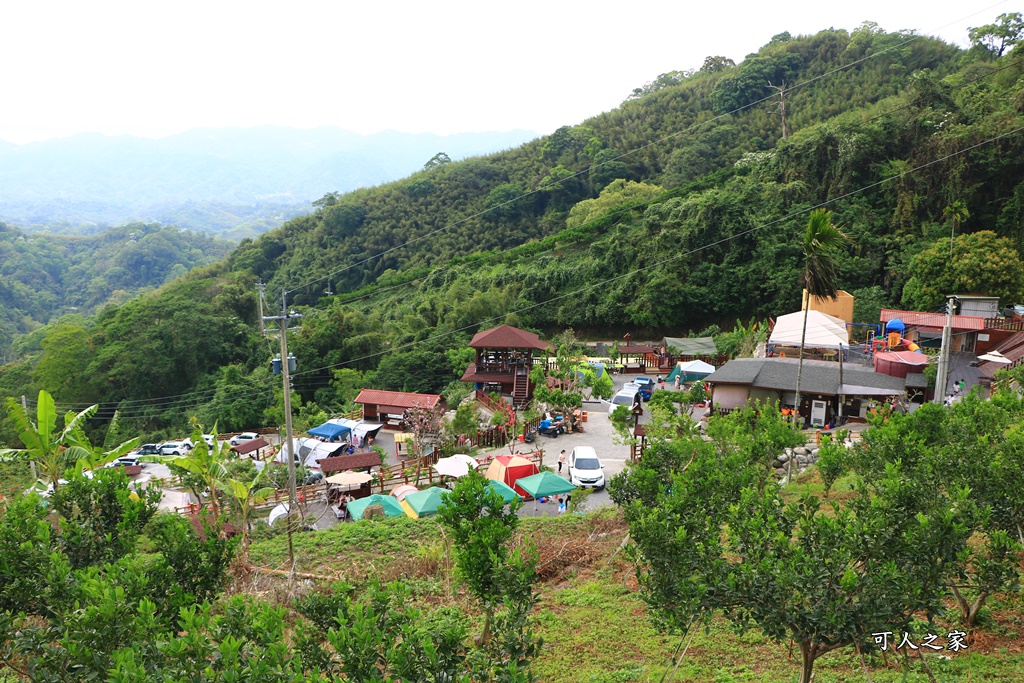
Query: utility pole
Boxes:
[
  {"xmin": 837, "ymin": 343, "xmax": 844, "ymax": 421},
  {"xmin": 21, "ymin": 395, "xmax": 37, "ymax": 481},
  {"xmin": 768, "ymin": 80, "xmax": 788, "ymax": 140},
  {"xmin": 264, "ymin": 292, "xmax": 301, "ymax": 577},
  {"xmin": 934, "ymin": 295, "xmax": 957, "ymax": 404}
]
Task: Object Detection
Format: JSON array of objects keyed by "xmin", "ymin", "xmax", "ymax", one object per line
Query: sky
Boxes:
[{"xmin": 0, "ymin": 1, "xmax": 1011, "ymax": 145}]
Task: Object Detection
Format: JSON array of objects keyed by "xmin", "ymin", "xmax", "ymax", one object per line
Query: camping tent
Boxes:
[
  {"xmin": 515, "ymin": 471, "xmax": 577, "ymax": 499},
  {"xmin": 667, "ymin": 359, "xmax": 716, "ymax": 384},
  {"xmin": 401, "ymin": 487, "xmax": 449, "ymax": 518},
  {"xmin": 308, "ymin": 422, "xmax": 351, "ymax": 441},
  {"xmin": 486, "ymin": 479, "xmax": 522, "ymax": 504},
  {"xmin": 485, "ymin": 455, "xmax": 539, "ymax": 497},
  {"xmin": 769, "ymin": 310, "xmax": 850, "ymax": 349},
  {"xmin": 347, "ymin": 494, "xmax": 405, "ymax": 520}
]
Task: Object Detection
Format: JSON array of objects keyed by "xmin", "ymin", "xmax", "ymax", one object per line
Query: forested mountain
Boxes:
[
  {"xmin": 0, "ymin": 222, "xmax": 235, "ymax": 359},
  {"xmin": 0, "ymin": 127, "xmax": 538, "ymax": 238},
  {"xmin": 2, "ymin": 23, "xmax": 1024, "ymax": 444}
]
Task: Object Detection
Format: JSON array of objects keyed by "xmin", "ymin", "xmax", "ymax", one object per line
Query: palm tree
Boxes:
[
  {"xmin": 1, "ymin": 390, "xmax": 96, "ymax": 492},
  {"xmin": 793, "ymin": 209, "xmax": 849, "ymax": 431},
  {"xmin": 67, "ymin": 410, "xmax": 141, "ymax": 474},
  {"xmin": 943, "ymin": 201, "xmax": 970, "ymax": 259}
]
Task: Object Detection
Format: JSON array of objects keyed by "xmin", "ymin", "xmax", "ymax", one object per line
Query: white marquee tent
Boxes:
[{"xmin": 769, "ymin": 310, "xmax": 850, "ymax": 349}]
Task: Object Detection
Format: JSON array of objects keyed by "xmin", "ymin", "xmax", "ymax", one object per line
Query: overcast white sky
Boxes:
[{"xmin": 0, "ymin": 1, "xmax": 1011, "ymax": 144}]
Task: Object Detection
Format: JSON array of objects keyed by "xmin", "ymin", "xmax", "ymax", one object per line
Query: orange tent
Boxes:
[{"xmin": 484, "ymin": 455, "xmax": 539, "ymax": 497}]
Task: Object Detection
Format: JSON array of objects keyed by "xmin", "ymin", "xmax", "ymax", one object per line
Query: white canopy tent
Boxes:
[
  {"xmin": 769, "ymin": 310, "xmax": 850, "ymax": 349},
  {"xmin": 677, "ymin": 359, "xmax": 716, "ymax": 374}
]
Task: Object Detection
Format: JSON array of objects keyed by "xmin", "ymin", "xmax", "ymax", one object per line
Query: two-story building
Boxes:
[{"xmin": 461, "ymin": 325, "xmax": 551, "ymax": 409}]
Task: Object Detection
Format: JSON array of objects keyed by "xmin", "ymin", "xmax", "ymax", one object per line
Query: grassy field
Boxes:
[{"xmin": 246, "ymin": 507, "xmax": 1024, "ymax": 683}]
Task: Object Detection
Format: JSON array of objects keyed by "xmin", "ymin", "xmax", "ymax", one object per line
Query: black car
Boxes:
[{"xmin": 137, "ymin": 443, "xmax": 161, "ymax": 455}]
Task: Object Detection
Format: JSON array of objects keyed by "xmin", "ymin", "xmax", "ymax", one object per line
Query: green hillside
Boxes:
[
  {"xmin": 0, "ymin": 222, "xmax": 235, "ymax": 358},
  {"xmin": 2, "ymin": 24, "xmax": 1024, "ymax": 440}
]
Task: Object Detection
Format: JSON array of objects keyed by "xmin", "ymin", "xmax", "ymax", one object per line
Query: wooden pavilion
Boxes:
[{"xmin": 461, "ymin": 325, "xmax": 551, "ymax": 409}]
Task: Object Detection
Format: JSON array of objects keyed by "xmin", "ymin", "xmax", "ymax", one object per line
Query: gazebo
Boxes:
[{"xmin": 461, "ymin": 325, "xmax": 551, "ymax": 409}]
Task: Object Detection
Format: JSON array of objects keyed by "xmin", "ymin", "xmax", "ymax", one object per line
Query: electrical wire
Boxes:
[{"xmin": 282, "ymin": 1, "xmax": 1009, "ymax": 301}]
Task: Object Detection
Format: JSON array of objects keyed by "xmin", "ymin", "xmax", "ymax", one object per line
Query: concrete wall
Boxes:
[
  {"xmin": 712, "ymin": 384, "xmax": 750, "ymax": 410},
  {"xmin": 803, "ymin": 289, "xmax": 855, "ymax": 323}
]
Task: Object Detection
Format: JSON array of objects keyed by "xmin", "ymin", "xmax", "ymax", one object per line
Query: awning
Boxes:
[
  {"xmin": 308, "ymin": 422, "xmax": 351, "ymax": 440},
  {"xmin": 376, "ymin": 405, "xmax": 410, "ymax": 415},
  {"xmin": 838, "ymin": 384, "xmax": 903, "ymax": 396},
  {"xmin": 231, "ymin": 437, "xmax": 269, "ymax": 455}
]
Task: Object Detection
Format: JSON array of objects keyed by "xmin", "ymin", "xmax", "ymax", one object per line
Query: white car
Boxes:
[
  {"xmin": 607, "ymin": 388, "xmax": 640, "ymax": 415},
  {"xmin": 568, "ymin": 446, "xmax": 605, "ymax": 489},
  {"xmin": 229, "ymin": 432, "xmax": 259, "ymax": 446},
  {"xmin": 158, "ymin": 441, "xmax": 190, "ymax": 455}
]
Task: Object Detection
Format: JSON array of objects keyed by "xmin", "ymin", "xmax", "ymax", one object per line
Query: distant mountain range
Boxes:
[{"xmin": 0, "ymin": 127, "xmax": 539, "ymax": 240}]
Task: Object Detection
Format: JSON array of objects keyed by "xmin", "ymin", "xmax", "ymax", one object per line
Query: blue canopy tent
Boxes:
[{"xmin": 307, "ymin": 422, "xmax": 352, "ymax": 442}]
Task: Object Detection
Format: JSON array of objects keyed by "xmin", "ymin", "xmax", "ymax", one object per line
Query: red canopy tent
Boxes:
[{"xmin": 484, "ymin": 455, "xmax": 539, "ymax": 497}]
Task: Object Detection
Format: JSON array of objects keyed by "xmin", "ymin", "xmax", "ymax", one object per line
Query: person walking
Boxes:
[
  {"xmin": 557, "ymin": 496, "xmax": 566, "ymax": 515},
  {"xmin": 558, "ymin": 450, "xmax": 566, "ymax": 474}
]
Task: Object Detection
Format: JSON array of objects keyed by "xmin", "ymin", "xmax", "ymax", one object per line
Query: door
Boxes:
[{"xmin": 810, "ymin": 400, "xmax": 827, "ymax": 428}]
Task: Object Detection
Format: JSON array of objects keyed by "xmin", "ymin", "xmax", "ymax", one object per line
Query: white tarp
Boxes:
[
  {"xmin": 677, "ymin": 359, "xmax": 716, "ymax": 374},
  {"xmin": 769, "ymin": 310, "xmax": 849, "ymax": 349}
]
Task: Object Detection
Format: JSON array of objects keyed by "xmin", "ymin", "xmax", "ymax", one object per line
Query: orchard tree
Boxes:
[
  {"xmin": 611, "ymin": 409, "xmax": 968, "ymax": 683},
  {"xmin": 437, "ymin": 471, "xmax": 535, "ymax": 648}
]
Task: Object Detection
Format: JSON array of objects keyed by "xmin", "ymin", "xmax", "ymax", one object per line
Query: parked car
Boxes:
[
  {"xmin": 607, "ymin": 388, "xmax": 640, "ymax": 415},
  {"xmin": 113, "ymin": 455, "xmax": 142, "ymax": 468},
  {"xmin": 202, "ymin": 434, "xmax": 216, "ymax": 448},
  {"xmin": 158, "ymin": 441, "xmax": 189, "ymax": 455},
  {"xmin": 568, "ymin": 446, "xmax": 605, "ymax": 489},
  {"xmin": 229, "ymin": 432, "xmax": 259, "ymax": 446},
  {"xmin": 136, "ymin": 443, "xmax": 161, "ymax": 455},
  {"xmin": 632, "ymin": 376, "xmax": 655, "ymax": 401}
]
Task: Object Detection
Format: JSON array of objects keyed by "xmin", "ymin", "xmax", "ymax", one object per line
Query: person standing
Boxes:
[
  {"xmin": 558, "ymin": 450, "xmax": 566, "ymax": 474},
  {"xmin": 557, "ymin": 496, "xmax": 566, "ymax": 515}
]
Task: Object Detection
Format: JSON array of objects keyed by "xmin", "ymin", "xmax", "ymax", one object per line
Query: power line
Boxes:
[
  {"xmin": 282, "ymin": 1, "xmax": 1008, "ymax": 301},
  {"xmin": 289, "ymin": 124, "xmax": 1024, "ymax": 380}
]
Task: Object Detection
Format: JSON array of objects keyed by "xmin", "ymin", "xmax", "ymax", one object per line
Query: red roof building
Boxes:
[
  {"xmin": 353, "ymin": 389, "xmax": 443, "ymax": 428},
  {"xmin": 463, "ymin": 325, "xmax": 551, "ymax": 409}
]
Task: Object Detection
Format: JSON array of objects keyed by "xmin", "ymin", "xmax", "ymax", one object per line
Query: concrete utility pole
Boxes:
[
  {"xmin": 768, "ymin": 80, "xmax": 788, "ymax": 140},
  {"xmin": 934, "ymin": 295, "xmax": 957, "ymax": 404},
  {"xmin": 264, "ymin": 292, "xmax": 301, "ymax": 577},
  {"xmin": 837, "ymin": 344, "xmax": 844, "ymax": 421}
]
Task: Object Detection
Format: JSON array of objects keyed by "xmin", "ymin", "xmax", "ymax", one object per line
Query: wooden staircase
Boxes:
[{"xmin": 512, "ymin": 365, "xmax": 529, "ymax": 409}]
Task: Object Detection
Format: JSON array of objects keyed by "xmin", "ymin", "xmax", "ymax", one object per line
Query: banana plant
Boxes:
[
  {"xmin": 66, "ymin": 410, "xmax": 141, "ymax": 475},
  {"xmin": 141, "ymin": 424, "xmax": 230, "ymax": 516},
  {"xmin": 0, "ymin": 390, "xmax": 96, "ymax": 493},
  {"xmin": 223, "ymin": 464, "xmax": 275, "ymax": 551}
]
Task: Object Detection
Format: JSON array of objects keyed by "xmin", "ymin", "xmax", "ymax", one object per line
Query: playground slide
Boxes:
[{"xmin": 902, "ymin": 338, "xmax": 922, "ymax": 353}]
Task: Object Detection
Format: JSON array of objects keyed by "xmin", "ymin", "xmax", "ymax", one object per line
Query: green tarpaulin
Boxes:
[
  {"xmin": 347, "ymin": 494, "xmax": 405, "ymax": 520},
  {"xmin": 403, "ymin": 487, "xmax": 448, "ymax": 517},
  {"xmin": 515, "ymin": 471, "xmax": 577, "ymax": 498},
  {"xmin": 487, "ymin": 479, "xmax": 522, "ymax": 503}
]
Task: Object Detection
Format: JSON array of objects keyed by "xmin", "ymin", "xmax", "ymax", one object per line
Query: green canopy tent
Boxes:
[
  {"xmin": 486, "ymin": 479, "xmax": 523, "ymax": 504},
  {"xmin": 347, "ymin": 494, "xmax": 405, "ymax": 520},
  {"xmin": 515, "ymin": 471, "xmax": 577, "ymax": 499},
  {"xmin": 402, "ymin": 487, "xmax": 448, "ymax": 518}
]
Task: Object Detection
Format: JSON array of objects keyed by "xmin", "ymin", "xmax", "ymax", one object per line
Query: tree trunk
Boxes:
[
  {"xmin": 788, "ymin": 305, "xmax": 812, "ymax": 484},
  {"xmin": 475, "ymin": 607, "xmax": 493, "ymax": 647},
  {"xmin": 798, "ymin": 641, "xmax": 816, "ymax": 683},
  {"xmin": 950, "ymin": 585, "xmax": 987, "ymax": 626}
]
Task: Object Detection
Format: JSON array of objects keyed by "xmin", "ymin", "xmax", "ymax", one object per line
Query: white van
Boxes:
[{"xmin": 607, "ymin": 388, "xmax": 639, "ymax": 415}]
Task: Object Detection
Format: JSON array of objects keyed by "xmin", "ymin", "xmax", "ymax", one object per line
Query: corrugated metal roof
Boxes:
[
  {"xmin": 880, "ymin": 309, "xmax": 986, "ymax": 331},
  {"xmin": 354, "ymin": 389, "xmax": 442, "ymax": 409},
  {"xmin": 319, "ymin": 451, "xmax": 382, "ymax": 473}
]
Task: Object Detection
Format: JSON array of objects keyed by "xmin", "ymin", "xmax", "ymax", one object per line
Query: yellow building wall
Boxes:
[{"xmin": 802, "ymin": 289, "xmax": 855, "ymax": 323}]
